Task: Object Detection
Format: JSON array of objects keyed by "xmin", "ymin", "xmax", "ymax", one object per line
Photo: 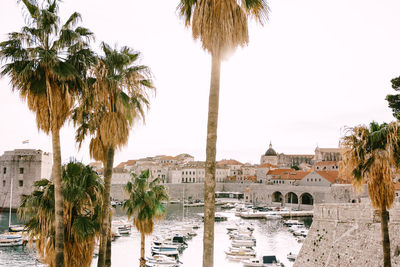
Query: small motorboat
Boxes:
[
  {"xmin": 231, "ymin": 239, "xmax": 256, "ymax": 248},
  {"xmin": 146, "ymin": 254, "xmax": 181, "ymax": 265},
  {"xmin": 225, "ymin": 247, "xmax": 256, "ymax": 256},
  {"xmin": 111, "ymin": 220, "xmax": 132, "ymax": 235},
  {"xmin": 0, "ymin": 234, "xmax": 24, "ymax": 247},
  {"xmin": 242, "ymin": 255, "xmax": 282, "ymax": 267},
  {"xmin": 287, "ymin": 252, "xmax": 297, "ymax": 261}
]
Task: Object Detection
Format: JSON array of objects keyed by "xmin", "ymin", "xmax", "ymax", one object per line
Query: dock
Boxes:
[{"xmin": 238, "ymin": 210, "xmax": 313, "ymax": 219}]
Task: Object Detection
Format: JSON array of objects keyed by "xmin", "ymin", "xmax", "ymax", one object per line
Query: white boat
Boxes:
[
  {"xmin": 242, "ymin": 258, "xmax": 264, "ymax": 267},
  {"xmin": 229, "ymin": 234, "xmax": 256, "ymax": 242},
  {"xmin": 231, "ymin": 239, "xmax": 256, "ymax": 247},
  {"xmin": 226, "ymin": 254, "xmax": 256, "ymax": 261},
  {"xmin": 151, "ymin": 244, "xmax": 180, "ymax": 258},
  {"xmin": 225, "ymin": 248, "xmax": 256, "ymax": 257},
  {"xmin": 283, "ymin": 220, "xmax": 304, "ymax": 227},
  {"xmin": 111, "ymin": 220, "xmax": 132, "ymax": 235},
  {"xmin": 242, "ymin": 255, "xmax": 282, "ymax": 267},
  {"xmin": 146, "ymin": 254, "xmax": 180, "ymax": 265},
  {"xmin": 293, "ymin": 229, "xmax": 308, "ymax": 237},
  {"xmin": 0, "ymin": 234, "xmax": 24, "ymax": 247},
  {"xmin": 287, "ymin": 252, "xmax": 297, "ymax": 261}
]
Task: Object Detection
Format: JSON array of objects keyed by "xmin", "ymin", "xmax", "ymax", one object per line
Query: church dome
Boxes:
[{"xmin": 265, "ymin": 142, "xmax": 277, "ymax": 156}]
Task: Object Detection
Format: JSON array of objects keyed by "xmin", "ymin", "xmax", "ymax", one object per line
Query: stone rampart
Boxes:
[
  {"xmin": 294, "ymin": 203, "xmax": 400, "ymax": 267},
  {"xmin": 110, "ymin": 183, "xmax": 365, "ymax": 206}
]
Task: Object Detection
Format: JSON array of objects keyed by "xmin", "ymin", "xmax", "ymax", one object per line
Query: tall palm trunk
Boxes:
[
  {"xmin": 52, "ymin": 129, "xmax": 64, "ymax": 267},
  {"xmin": 203, "ymin": 54, "xmax": 221, "ymax": 267},
  {"xmin": 140, "ymin": 232, "xmax": 146, "ymax": 267},
  {"xmin": 105, "ymin": 211, "xmax": 112, "ymax": 267},
  {"xmin": 97, "ymin": 147, "xmax": 114, "ymax": 267},
  {"xmin": 381, "ymin": 206, "xmax": 391, "ymax": 267}
]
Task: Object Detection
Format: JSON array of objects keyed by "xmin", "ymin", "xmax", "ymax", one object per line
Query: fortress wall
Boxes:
[{"xmin": 294, "ymin": 203, "xmax": 400, "ymax": 267}]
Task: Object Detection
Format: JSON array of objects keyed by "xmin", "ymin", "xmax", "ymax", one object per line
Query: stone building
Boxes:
[
  {"xmin": 260, "ymin": 143, "xmax": 278, "ymax": 165},
  {"xmin": 0, "ymin": 149, "xmax": 52, "ymax": 209},
  {"xmin": 260, "ymin": 143, "xmax": 313, "ymax": 167},
  {"xmin": 314, "ymin": 147, "xmax": 341, "ymax": 162}
]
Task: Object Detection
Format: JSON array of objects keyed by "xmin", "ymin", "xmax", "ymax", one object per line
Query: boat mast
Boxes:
[
  {"xmin": 9, "ymin": 178, "xmax": 13, "ymax": 227},
  {"xmin": 182, "ymin": 186, "xmax": 184, "ymax": 221}
]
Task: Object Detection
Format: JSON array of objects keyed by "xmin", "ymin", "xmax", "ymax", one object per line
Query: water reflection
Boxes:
[{"xmin": 0, "ymin": 204, "xmax": 311, "ymax": 267}]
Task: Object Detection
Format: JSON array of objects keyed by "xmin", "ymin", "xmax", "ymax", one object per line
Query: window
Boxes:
[
  {"xmin": 182, "ymin": 178, "xmax": 184, "ymax": 182},
  {"xmin": 193, "ymin": 178, "xmax": 195, "ymax": 183},
  {"xmin": 193, "ymin": 171, "xmax": 195, "ymax": 175},
  {"xmin": 3, "ymin": 168, "xmax": 6, "ymax": 174},
  {"xmin": 19, "ymin": 180, "xmax": 23, "ymax": 187},
  {"xmin": 319, "ymin": 178, "xmax": 321, "ymax": 182},
  {"xmin": 19, "ymin": 168, "xmax": 24, "ymax": 174},
  {"xmin": 182, "ymin": 171, "xmax": 184, "ymax": 175},
  {"xmin": 2, "ymin": 180, "xmax": 5, "ymax": 187}
]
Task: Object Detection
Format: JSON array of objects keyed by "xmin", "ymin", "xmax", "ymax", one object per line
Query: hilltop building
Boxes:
[{"xmin": 0, "ymin": 149, "xmax": 52, "ymax": 209}]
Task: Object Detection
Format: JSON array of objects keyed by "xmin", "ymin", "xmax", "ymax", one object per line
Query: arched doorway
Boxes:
[
  {"xmin": 300, "ymin": 193, "xmax": 314, "ymax": 205},
  {"xmin": 272, "ymin": 191, "xmax": 283, "ymax": 203},
  {"xmin": 285, "ymin": 192, "xmax": 298, "ymax": 204}
]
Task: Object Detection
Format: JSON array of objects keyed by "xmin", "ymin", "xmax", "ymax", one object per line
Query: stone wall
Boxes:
[
  {"xmin": 110, "ymin": 182, "xmax": 366, "ymax": 206},
  {"xmin": 294, "ymin": 203, "xmax": 400, "ymax": 267}
]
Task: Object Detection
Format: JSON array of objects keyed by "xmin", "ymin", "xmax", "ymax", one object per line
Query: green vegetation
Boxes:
[
  {"xmin": 73, "ymin": 43, "xmax": 154, "ymax": 267},
  {"xmin": 0, "ymin": 1, "xmax": 95, "ymax": 265},
  {"xmin": 341, "ymin": 121, "xmax": 400, "ymax": 267},
  {"xmin": 123, "ymin": 170, "xmax": 169, "ymax": 267},
  {"xmin": 18, "ymin": 161, "xmax": 103, "ymax": 267}
]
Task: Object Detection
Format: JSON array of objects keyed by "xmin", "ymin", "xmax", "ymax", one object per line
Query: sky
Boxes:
[{"xmin": 0, "ymin": 0, "xmax": 399, "ymax": 166}]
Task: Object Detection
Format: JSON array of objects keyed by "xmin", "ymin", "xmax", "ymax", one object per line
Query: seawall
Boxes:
[{"xmin": 294, "ymin": 203, "xmax": 400, "ymax": 267}]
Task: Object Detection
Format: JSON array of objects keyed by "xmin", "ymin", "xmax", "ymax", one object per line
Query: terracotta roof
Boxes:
[
  {"xmin": 217, "ymin": 159, "xmax": 243, "ymax": 166},
  {"xmin": 115, "ymin": 159, "xmax": 136, "ymax": 168},
  {"xmin": 258, "ymin": 163, "xmax": 277, "ymax": 168},
  {"xmin": 315, "ymin": 171, "xmax": 339, "ymax": 183},
  {"xmin": 161, "ymin": 156, "xmax": 177, "ymax": 160},
  {"xmin": 267, "ymin": 169, "xmax": 294, "ymax": 176},
  {"xmin": 280, "ymin": 171, "xmax": 311, "ymax": 180}
]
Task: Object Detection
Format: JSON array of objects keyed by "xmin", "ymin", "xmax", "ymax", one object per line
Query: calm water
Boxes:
[{"xmin": 0, "ymin": 205, "xmax": 311, "ymax": 267}]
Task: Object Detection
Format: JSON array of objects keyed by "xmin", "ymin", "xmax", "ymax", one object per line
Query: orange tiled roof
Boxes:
[
  {"xmin": 280, "ymin": 171, "xmax": 311, "ymax": 180},
  {"xmin": 258, "ymin": 163, "xmax": 278, "ymax": 168},
  {"xmin": 161, "ymin": 156, "xmax": 176, "ymax": 160},
  {"xmin": 267, "ymin": 169, "xmax": 294, "ymax": 176},
  {"xmin": 315, "ymin": 171, "xmax": 339, "ymax": 184}
]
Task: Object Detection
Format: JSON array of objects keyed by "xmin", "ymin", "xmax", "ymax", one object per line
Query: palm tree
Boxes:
[
  {"xmin": 177, "ymin": 1, "xmax": 269, "ymax": 265},
  {"xmin": 0, "ymin": 1, "xmax": 95, "ymax": 266},
  {"xmin": 18, "ymin": 161, "xmax": 104, "ymax": 267},
  {"xmin": 340, "ymin": 121, "xmax": 400, "ymax": 267},
  {"xmin": 123, "ymin": 170, "xmax": 169, "ymax": 267},
  {"xmin": 73, "ymin": 42, "xmax": 154, "ymax": 267}
]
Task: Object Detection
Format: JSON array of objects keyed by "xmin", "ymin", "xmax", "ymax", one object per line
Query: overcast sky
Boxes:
[{"xmin": 0, "ymin": 0, "xmax": 399, "ymax": 165}]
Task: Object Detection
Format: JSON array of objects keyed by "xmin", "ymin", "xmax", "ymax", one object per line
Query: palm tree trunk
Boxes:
[
  {"xmin": 105, "ymin": 211, "xmax": 112, "ymax": 267},
  {"xmin": 97, "ymin": 147, "xmax": 114, "ymax": 267},
  {"xmin": 203, "ymin": 54, "xmax": 221, "ymax": 267},
  {"xmin": 52, "ymin": 129, "xmax": 65, "ymax": 267},
  {"xmin": 381, "ymin": 206, "xmax": 391, "ymax": 267},
  {"xmin": 140, "ymin": 232, "xmax": 146, "ymax": 267}
]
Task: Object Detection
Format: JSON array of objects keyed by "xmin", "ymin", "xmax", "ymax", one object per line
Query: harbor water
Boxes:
[{"xmin": 0, "ymin": 204, "xmax": 311, "ymax": 267}]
